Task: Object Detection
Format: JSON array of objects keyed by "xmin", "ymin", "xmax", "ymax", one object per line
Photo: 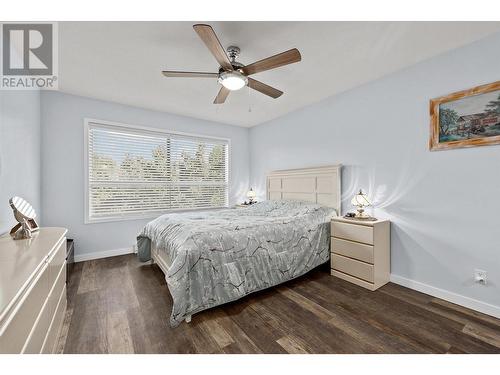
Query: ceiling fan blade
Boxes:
[
  {"xmin": 193, "ymin": 24, "xmax": 233, "ymax": 71},
  {"xmin": 241, "ymin": 48, "xmax": 301, "ymax": 76},
  {"xmin": 247, "ymin": 78, "xmax": 283, "ymax": 99},
  {"xmin": 162, "ymin": 71, "xmax": 218, "ymax": 78},
  {"xmin": 213, "ymin": 86, "xmax": 230, "ymax": 104}
]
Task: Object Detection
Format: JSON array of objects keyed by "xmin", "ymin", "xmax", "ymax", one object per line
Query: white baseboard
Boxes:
[
  {"xmin": 74, "ymin": 247, "xmax": 135, "ymax": 262},
  {"xmin": 390, "ymin": 274, "xmax": 500, "ymax": 319}
]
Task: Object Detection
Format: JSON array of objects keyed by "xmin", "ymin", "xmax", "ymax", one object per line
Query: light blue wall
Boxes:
[
  {"xmin": 35, "ymin": 32, "xmax": 500, "ymax": 310},
  {"xmin": 249, "ymin": 33, "xmax": 500, "ymax": 308},
  {"xmin": 0, "ymin": 91, "xmax": 41, "ymax": 235},
  {"xmin": 40, "ymin": 91, "xmax": 249, "ymax": 256}
]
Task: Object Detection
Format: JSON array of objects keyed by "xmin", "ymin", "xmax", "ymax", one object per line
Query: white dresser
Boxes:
[
  {"xmin": 0, "ymin": 227, "xmax": 67, "ymax": 353},
  {"xmin": 331, "ymin": 217, "xmax": 390, "ymax": 291}
]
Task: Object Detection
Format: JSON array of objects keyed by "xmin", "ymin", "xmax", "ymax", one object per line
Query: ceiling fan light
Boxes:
[{"xmin": 218, "ymin": 71, "xmax": 248, "ymax": 91}]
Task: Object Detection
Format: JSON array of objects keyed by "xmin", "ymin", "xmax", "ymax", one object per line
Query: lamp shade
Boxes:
[
  {"xmin": 246, "ymin": 188, "xmax": 256, "ymax": 199},
  {"xmin": 351, "ymin": 189, "xmax": 371, "ymax": 207}
]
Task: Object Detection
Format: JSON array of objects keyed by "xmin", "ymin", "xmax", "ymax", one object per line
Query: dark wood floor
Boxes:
[{"xmin": 57, "ymin": 254, "xmax": 500, "ymax": 354}]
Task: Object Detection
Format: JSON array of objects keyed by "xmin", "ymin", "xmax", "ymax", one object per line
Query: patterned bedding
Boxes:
[{"xmin": 137, "ymin": 200, "xmax": 336, "ymax": 326}]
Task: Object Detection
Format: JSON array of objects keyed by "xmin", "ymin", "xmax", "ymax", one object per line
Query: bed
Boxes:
[{"xmin": 137, "ymin": 165, "xmax": 342, "ymax": 326}]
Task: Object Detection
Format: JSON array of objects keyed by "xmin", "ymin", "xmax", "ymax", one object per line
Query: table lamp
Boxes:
[
  {"xmin": 351, "ymin": 189, "xmax": 371, "ymax": 218},
  {"xmin": 247, "ymin": 188, "xmax": 256, "ymax": 204}
]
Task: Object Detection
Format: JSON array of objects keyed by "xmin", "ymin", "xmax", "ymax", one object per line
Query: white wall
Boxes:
[
  {"xmin": 250, "ymin": 33, "xmax": 500, "ymax": 313},
  {"xmin": 0, "ymin": 91, "xmax": 41, "ymax": 235},
  {"xmin": 40, "ymin": 91, "xmax": 249, "ymax": 258}
]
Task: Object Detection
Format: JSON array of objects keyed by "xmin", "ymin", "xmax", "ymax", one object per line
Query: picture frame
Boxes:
[{"xmin": 429, "ymin": 80, "xmax": 500, "ymax": 151}]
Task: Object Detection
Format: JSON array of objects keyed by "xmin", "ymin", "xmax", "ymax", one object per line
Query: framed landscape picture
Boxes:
[{"xmin": 430, "ymin": 81, "xmax": 500, "ymax": 151}]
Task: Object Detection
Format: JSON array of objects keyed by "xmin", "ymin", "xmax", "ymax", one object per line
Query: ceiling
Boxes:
[{"xmin": 58, "ymin": 22, "xmax": 500, "ymax": 127}]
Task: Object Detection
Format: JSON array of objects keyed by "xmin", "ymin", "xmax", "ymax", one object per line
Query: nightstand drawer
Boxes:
[
  {"xmin": 331, "ymin": 237, "xmax": 374, "ymax": 264},
  {"xmin": 331, "ymin": 221, "xmax": 373, "ymax": 245},
  {"xmin": 331, "ymin": 254, "xmax": 374, "ymax": 283}
]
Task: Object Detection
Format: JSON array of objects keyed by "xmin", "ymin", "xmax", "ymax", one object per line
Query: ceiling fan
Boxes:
[{"xmin": 162, "ymin": 24, "xmax": 302, "ymax": 104}]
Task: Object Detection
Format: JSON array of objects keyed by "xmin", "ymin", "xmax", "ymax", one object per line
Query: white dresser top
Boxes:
[
  {"xmin": 0, "ymin": 227, "xmax": 67, "ymax": 321},
  {"xmin": 332, "ymin": 216, "xmax": 389, "ymax": 227}
]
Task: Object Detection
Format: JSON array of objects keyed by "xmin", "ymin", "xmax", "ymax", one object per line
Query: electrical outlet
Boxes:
[{"xmin": 474, "ymin": 269, "xmax": 487, "ymax": 285}]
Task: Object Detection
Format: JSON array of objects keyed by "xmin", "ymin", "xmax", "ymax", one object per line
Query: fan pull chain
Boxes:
[
  {"xmin": 248, "ymin": 85, "xmax": 252, "ymax": 113},
  {"xmin": 215, "ymin": 80, "xmax": 220, "ymax": 114}
]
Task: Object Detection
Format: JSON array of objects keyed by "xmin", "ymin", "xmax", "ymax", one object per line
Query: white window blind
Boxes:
[{"xmin": 85, "ymin": 120, "xmax": 229, "ymax": 222}]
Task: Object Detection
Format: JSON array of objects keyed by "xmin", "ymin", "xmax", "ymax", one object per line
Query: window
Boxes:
[{"xmin": 85, "ymin": 119, "xmax": 229, "ymax": 223}]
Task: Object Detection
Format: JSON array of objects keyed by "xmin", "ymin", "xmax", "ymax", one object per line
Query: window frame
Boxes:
[{"xmin": 84, "ymin": 118, "xmax": 231, "ymax": 224}]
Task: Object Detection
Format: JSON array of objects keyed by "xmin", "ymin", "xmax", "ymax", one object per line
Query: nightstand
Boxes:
[{"xmin": 330, "ymin": 217, "xmax": 390, "ymax": 291}]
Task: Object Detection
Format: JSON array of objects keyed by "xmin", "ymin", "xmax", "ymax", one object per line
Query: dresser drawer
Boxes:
[
  {"xmin": 22, "ymin": 298, "xmax": 51, "ymax": 353},
  {"xmin": 331, "ymin": 254, "xmax": 374, "ymax": 283},
  {"xmin": 48, "ymin": 238, "xmax": 66, "ymax": 289},
  {"xmin": 23, "ymin": 261, "xmax": 66, "ymax": 354},
  {"xmin": 42, "ymin": 284, "xmax": 67, "ymax": 354},
  {"xmin": 47, "ymin": 262, "xmax": 66, "ymax": 323},
  {"xmin": 24, "ymin": 264, "xmax": 66, "ymax": 354},
  {"xmin": 331, "ymin": 237, "xmax": 374, "ymax": 264},
  {"xmin": 0, "ymin": 264, "xmax": 49, "ymax": 353},
  {"xmin": 332, "ymin": 221, "xmax": 373, "ymax": 245}
]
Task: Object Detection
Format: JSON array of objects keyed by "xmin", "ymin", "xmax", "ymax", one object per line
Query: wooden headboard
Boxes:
[{"xmin": 267, "ymin": 165, "xmax": 342, "ymax": 215}]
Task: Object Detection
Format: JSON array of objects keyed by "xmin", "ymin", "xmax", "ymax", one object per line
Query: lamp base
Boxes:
[
  {"xmin": 353, "ymin": 208, "xmax": 376, "ymax": 221},
  {"xmin": 355, "ymin": 208, "xmax": 368, "ymax": 218}
]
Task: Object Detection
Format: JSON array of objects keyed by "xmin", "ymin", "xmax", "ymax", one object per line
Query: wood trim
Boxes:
[{"xmin": 429, "ymin": 80, "xmax": 500, "ymax": 151}]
